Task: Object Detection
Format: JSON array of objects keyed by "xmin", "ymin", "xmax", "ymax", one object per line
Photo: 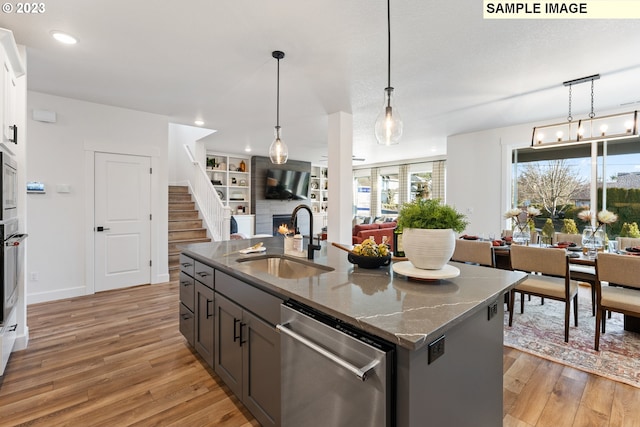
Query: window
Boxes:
[{"xmin": 512, "ymin": 139, "xmax": 640, "ymax": 237}]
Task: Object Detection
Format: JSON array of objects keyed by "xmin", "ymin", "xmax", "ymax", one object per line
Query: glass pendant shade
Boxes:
[
  {"xmin": 375, "ymin": 87, "xmax": 403, "ymax": 145},
  {"xmin": 269, "ymin": 126, "xmax": 288, "ymax": 164}
]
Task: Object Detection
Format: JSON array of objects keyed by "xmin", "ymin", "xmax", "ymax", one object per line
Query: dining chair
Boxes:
[
  {"xmin": 616, "ymin": 237, "xmax": 640, "ymax": 250},
  {"xmin": 451, "ymin": 239, "xmax": 495, "ymax": 267},
  {"xmin": 508, "ymin": 245, "xmax": 579, "ymax": 342},
  {"xmin": 594, "ymin": 253, "xmax": 640, "ymax": 351},
  {"xmin": 549, "ymin": 232, "xmax": 597, "ymax": 315}
]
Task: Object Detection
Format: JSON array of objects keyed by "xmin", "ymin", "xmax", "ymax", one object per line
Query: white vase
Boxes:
[{"xmin": 402, "ymin": 228, "xmax": 455, "ymax": 270}]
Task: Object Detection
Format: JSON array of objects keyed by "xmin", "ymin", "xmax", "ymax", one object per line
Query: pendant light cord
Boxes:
[
  {"xmin": 276, "ymin": 57, "xmax": 280, "ymax": 128},
  {"xmin": 386, "ymin": 0, "xmax": 391, "ymax": 90}
]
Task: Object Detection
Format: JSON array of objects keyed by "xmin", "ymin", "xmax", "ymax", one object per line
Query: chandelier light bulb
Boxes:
[
  {"xmin": 600, "ymin": 124, "xmax": 608, "ymax": 136},
  {"xmin": 625, "ymin": 120, "xmax": 634, "ymax": 132},
  {"xmin": 556, "ymin": 131, "xmax": 563, "ymax": 141}
]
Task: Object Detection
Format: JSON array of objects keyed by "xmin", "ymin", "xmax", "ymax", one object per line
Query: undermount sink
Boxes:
[{"xmin": 237, "ymin": 255, "xmax": 334, "ymax": 279}]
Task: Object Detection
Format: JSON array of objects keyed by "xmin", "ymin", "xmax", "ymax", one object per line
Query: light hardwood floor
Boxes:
[{"xmin": 1, "ymin": 282, "xmax": 639, "ymax": 426}]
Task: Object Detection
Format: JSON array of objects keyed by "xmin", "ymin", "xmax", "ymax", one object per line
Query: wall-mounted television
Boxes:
[{"xmin": 265, "ymin": 169, "xmax": 310, "ymax": 200}]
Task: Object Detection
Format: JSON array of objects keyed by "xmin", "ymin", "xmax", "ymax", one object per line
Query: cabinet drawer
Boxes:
[
  {"xmin": 179, "ymin": 302, "xmax": 195, "ymax": 347},
  {"xmin": 179, "ymin": 272, "xmax": 195, "ymax": 312},
  {"xmin": 215, "ymin": 270, "xmax": 282, "ymax": 325},
  {"xmin": 179, "ymin": 254, "xmax": 195, "ymax": 277},
  {"xmin": 194, "ymin": 261, "xmax": 214, "ymax": 289}
]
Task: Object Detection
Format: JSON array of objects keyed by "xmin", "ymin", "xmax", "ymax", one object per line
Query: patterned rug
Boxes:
[{"xmin": 503, "ymin": 286, "xmax": 640, "ymax": 388}]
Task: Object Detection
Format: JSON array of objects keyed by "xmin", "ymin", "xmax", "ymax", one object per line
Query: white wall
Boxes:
[
  {"xmin": 168, "ymin": 123, "xmax": 215, "ymax": 185},
  {"xmin": 26, "ymin": 91, "xmax": 169, "ymax": 303}
]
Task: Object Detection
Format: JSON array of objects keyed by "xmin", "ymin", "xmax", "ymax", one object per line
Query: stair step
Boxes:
[
  {"xmin": 169, "ymin": 210, "xmax": 200, "ymax": 221},
  {"xmin": 169, "ymin": 219, "xmax": 203, "ymax": 231},
  {"xmin": 169, "ymin": 185, "xmax": 189, "ymax": 193},
  {"xmin": 169, "ymin": 228, "xmax": 208, "ymax": 241},
  {"xmin": 169, "ymin": 193, "xmax": 193, "ymax": 203},
  {"xmin": 169, "ymin": 202, "xmax": 195, "ymax": 211}
]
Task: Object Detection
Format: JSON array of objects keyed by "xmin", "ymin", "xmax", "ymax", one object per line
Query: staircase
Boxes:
[{"xmin": 168, "ymin": 185, "xmax": 211, "ymax": 281}]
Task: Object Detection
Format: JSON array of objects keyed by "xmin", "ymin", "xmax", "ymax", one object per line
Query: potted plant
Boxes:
[{"xmin": 396, "ymin": 198, "xmax": 468, "ymax": 270}]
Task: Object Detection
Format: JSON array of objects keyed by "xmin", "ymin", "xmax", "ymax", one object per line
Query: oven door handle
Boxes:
[{"xmin": 276, "ymin": 322, "xmax": 379, "ymax": 381}]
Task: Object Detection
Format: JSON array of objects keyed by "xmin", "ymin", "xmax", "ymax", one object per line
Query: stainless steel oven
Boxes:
[
  {"xmin": 1, "ymin": 218, "xmax": 25, "ymax": 325},
  {"xmin": 0, "ymin": 152, "xmax": 17, "ymax": 220}
]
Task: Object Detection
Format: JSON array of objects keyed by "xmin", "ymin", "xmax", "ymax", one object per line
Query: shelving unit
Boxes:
[
  {"xmin": 206, "ymin": 152, "xmax": 252, "ymax": 216},
  {"xmin": 310, "ymin": 165, "xmax": 328, "ymax": 213}
]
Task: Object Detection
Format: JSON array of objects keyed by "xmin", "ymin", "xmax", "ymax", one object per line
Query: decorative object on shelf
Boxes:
[
  {"xmin": 216, "ymin": 190, "xmax": 224, "ymax": 200},
  {"xmin": 396, "ymin": 199, "xmax": 468, "ymax": 270},
  {"xmin": 374, "ymin": 0, "xmax": 403, "ymax": 146},
  {"xmin": 239, "ymin": 160, "xmax": 246, "ymax": 172},
  {"xmin": 229, "ymin": 164, "xmax": 236, "ymax": 171},
  {"xmin": 504, "ymin": 206, "xmax": 540, "ymax": 245},
  {"xmin": 311, "ymin": 182, "xmax": 318, "ymax": 189},
  {"xmin": 532, "ymin": 74, "xmax": 639, "ymax": 149},
  {"xmin": 578, "ymin": 209, "xmax": 618, "ymax": 257},
  {"xmin": 239, "ymin": 179, "xmax": 247, "ymax": 186},
  {"xmin": 269, "ymin": 50, "xmax": 289, "ymax": 164},
  {"xmin": 231, "ymin": 177, "xmax": 237, "ymax": 184}
]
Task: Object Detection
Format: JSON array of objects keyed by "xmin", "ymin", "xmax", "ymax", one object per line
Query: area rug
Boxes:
[{"xmin": 503, "ymin": 286, "xmax": 640, "ymax": 388}]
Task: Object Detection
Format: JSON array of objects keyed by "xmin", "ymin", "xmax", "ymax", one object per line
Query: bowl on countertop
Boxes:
[{"xmin": 347, "ymin": 253, "xmax": 391, "ymax": 269}]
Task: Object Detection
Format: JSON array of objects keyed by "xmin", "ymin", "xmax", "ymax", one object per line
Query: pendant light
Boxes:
[
  {"xmin": 374, "ymin": 0, "xmax": 403, "ymax": 146},
  {"xmin": 269, "ymin": 50, "xmax": 289, "ymax": 164}
]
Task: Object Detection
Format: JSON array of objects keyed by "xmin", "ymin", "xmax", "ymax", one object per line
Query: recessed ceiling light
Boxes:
[
  {"xmin": 244, "ymin": 147, "xmax": 252, "ymax": 152},
  {"xmin": 194, "ymin": 120, "xmax": 204, "ymax": 126},
  {"xmin": 51, "ymin": 31, "xmax": 78, "ymax": 45}
]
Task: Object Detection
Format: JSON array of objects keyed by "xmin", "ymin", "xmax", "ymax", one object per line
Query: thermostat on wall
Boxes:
[{"xmin": 27, "ymin": 181, "xmax": 45, "ymax": 193}]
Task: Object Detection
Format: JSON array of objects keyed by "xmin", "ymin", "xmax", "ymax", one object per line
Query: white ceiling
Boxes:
[{"xmin": 2, "ymin": 0, "xmax": 640, "ymax": 166}]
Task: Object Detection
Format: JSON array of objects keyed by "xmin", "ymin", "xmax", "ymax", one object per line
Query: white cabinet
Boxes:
[
  {"xmin": 0, "ymin": 29, "xmax": 24, "ymax": 147},
  {"xmin": 310, "ymin": 165, "xmax": 328, "ymax": 214},
  {"xmin": 206, "ymin": 153, "xmax": 251, "ymax": 214},
  {"xmin": 233, "ymin": 214, "xmax": 255, "ymax": 236}
]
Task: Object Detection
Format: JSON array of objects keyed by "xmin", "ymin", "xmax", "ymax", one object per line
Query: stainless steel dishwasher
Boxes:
[{"xmin": 277, "ymin": 300, "xmax": 395, "ymax": 427}]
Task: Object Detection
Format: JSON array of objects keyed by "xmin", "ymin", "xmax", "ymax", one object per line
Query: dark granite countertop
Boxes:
[{"xmin": 181, "ymin": 236, "xmax": 526, "ymax": 351}]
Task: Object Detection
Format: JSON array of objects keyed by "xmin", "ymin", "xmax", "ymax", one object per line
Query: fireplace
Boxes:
[{"xmin": 272, "ymin": 214, "xmax": 292, "ymax": 236}]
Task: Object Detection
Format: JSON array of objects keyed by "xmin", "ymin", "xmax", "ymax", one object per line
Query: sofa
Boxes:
[{"xmin": 352, "ymin": 222, "xmax": 397, "ymax": 252}]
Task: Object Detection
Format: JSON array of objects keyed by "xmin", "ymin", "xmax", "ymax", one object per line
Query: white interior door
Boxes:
[{"xmin": 94, "ymin": 152, "xmax": 151, "ymax": 292}]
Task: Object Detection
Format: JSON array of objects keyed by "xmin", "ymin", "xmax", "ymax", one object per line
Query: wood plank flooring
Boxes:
[{"xmin": 1, "ymin": 282, "xmax": 639, "ymax": 426}]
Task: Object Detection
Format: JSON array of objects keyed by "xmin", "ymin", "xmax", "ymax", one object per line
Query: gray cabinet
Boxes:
[
  {"xmin": 195, "ymin": 281, "xmax": 215, "ymax": 368},
  {"xmin": 215, "ymin": 271, "xmax": 281, "ymax": 427},
  {"xmin": 178, "ymin": 255, "xmax": 215, "ymax": 368}
]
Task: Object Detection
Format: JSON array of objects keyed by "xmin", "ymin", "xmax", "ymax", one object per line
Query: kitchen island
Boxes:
[{"xmin": 180, "ymin": 237, "xmax": 526, "ymax": 427}]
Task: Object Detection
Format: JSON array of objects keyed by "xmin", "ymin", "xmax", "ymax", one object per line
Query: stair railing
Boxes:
[{"xmin": 184, "ymin": 145, "xmax": 231, "ymax": 241}]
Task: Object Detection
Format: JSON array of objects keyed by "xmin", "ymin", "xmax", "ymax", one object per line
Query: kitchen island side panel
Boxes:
[{"xmin": 396, "ymin": 298, "xmax": 504, "ymax": 427}]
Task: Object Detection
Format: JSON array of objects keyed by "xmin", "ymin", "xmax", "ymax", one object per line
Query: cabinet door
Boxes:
[
  {"xmin": 194, "ymin": 282, "xmax": 214, "ymax": 368},
  {"xmin": 242, "ymin": 310, "xmax": 280, "ymax": 427},
  {"xmin": 214, "ymin": 293, "xmax": 243, "ymax": 397}
]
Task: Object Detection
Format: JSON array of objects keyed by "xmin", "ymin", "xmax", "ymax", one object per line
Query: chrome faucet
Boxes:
[{"xmin": 291, "ymin": 204, "xmax": 321, "ymax": 260}]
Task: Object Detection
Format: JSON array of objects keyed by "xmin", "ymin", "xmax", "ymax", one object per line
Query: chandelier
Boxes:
[{"xmin": 532, "ymin": 74, "xmax": 638, "ymax": 149}]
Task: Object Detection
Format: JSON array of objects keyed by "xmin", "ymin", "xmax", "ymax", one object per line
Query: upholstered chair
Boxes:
[
  {"xmin": 508, "ymin": 245, "xmax": 579, "ymax": 342},
  {"xmin": 594, "ymin": 253, "xmax": 640, "ymax": 351},
  {"xmin": 451, "ymin": 239, "xmax": 495, "ymax": 267}
]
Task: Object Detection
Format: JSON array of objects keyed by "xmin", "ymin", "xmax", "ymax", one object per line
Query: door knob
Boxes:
[{"xmin": 95, "ymin": 226, "xmax": 111, "ymax": 232}]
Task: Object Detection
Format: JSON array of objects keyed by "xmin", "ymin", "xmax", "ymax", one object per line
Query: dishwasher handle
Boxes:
[{"xmin": 276, "ymin": 322, "xmax": 380, "ymax": 381}]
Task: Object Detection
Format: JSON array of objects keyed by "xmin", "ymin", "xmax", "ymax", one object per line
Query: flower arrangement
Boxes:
[
  {"xmin": 504, "ymin": 206, "xmax": 541, "ymax": 233},
  {"xmin": 577, "ymin": 209, "xmax": 618, "ymax": 233}
]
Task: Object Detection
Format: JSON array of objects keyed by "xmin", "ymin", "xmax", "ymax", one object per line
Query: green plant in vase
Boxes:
[{"xmin": 396, "ymin": 199, "xmax": 468, "ymax": 270}]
